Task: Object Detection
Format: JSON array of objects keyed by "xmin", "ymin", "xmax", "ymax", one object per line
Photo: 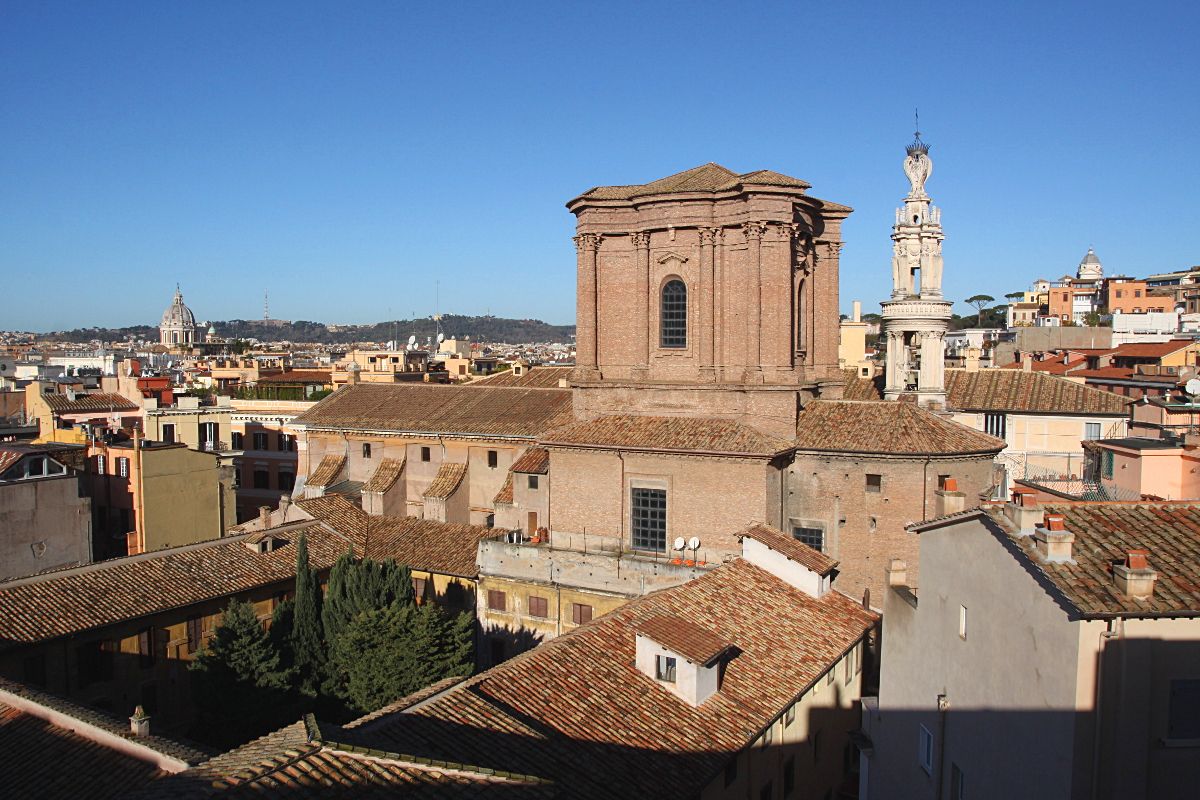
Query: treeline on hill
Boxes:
[
  {"xmin": 46, "ymin": 314, "xmax": 575, "ymax": 344},
  {"xmin": 188, "ymin": 533, "xmax": 473, "ymax": 749}
]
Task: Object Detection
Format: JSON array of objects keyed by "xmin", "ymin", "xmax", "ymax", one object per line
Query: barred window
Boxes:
[
  {"xmin": 660, "ymin": 280, "xmax": 687, "ymax": 348},
  {"xmin": 631, "ymin": 488, "xmax": 667, "ymax": 551},
  {"xmin": 793, "ymin": 526, "xmax": 824, "ymax": 552}
]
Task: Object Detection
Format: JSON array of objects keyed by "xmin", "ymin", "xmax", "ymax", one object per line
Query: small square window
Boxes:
[
  {"xmin": 528, "ymin": 595, "xmax": 548, "ymax": 618},
  {"xmin": 487, "ymin": 590, "xmax": 506, "ymax": 612},
  {"xmin": 528, "ymin": 475, "xmax": 539, "ymax": 490},
  {"xmin": 487, "ymin": 450, "xmax": 498, "ymax": 469},
  {"xmin": 362, "ymin": 443, "xmax": 372, "ymax": 458},
  {"xmin": 865, "ymin": 473, "xmax": 882, "ymax": 493},
  {"xmin": 420, "ymin": 446, "xmax": 431, "ymax": 462},
  {"xmin": 571, "ymin": 603, "xmax": 592, "ymax": 625},
  {"xmin": 784, "ymin": 704, "xmax": 795, "ymax": 727},
  {"xmin": 655, "ymin": 654, "xmax": 677, "ymax": 683}
]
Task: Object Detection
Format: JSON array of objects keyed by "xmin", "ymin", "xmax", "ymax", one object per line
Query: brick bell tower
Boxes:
[{"xmin": 566, "ymin": 163, "xmax": 852, "ymax": 439}]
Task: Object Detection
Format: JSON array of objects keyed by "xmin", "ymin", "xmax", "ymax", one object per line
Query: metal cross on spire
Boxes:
[{"xmin": 914, "ymin": 107, "xmax": 921, "ymax": 142}]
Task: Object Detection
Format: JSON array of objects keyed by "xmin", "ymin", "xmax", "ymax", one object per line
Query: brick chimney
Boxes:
[
  {"xmin": 934, "ymin": 478, "xmax": 966, "ymax": 517},
  {"xmin": 1004, "ymin": 487, "xmax": 1043, "ymax": 533},
  {"xmin": 130, "ymin": 705, "xmax": 150, "ymax": 737},
  {"xmin": 258, "ymin": 505, "xmax": 271, "ymax": 527},
  {"xmin": 964, "ymin": 347, "xmax": 981, "ymax": 373},
  {"xmin": 1033, "ymin": 513, "xmax": 1075, "ymax": 562},
  {"xmin": 1113, "ymin": 549, "xmax": 1157, "ymax": 599},
  {"xmin": 886, "ymin": 559, "xmax": 908, "ymax": 587},
  {"xmin": 1022, "ymin": 352, "xmax": 1033, "ymax": 372}
]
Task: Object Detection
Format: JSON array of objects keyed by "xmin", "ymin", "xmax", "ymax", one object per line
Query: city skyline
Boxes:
[{"xmin": 3, "ymin": 1, "xmax": 1197, "ymax": 330}]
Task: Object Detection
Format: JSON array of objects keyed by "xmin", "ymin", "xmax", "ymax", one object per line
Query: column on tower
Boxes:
[
  {"xmin": 698, "ymin": 227, "xmax": 718, "ymax": 377},
  {"xmin": 742, "ymin": 221, "xmax": 766, "ymax": 381},
  {"xmin": 631, "ymin": 231, "xmax": 651, "ymax": 373},
  {"xmin": 574, "ymin": 233, "xmax": 602, "ymax": 378}
]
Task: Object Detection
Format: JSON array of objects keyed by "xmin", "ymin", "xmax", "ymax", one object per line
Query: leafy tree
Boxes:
[
  {"xmin": 291, "ymin": 532, "xmax": 325, "ymax": 696},
  {"xmin": 964, "ymin": 294, "xmax": 996, "ymax": 326},
  {"xmin": 189, "ymin": 599, "xmax": 294, "ymax": 747},
  {"xmin": 1004, "ymin": 291, "xmax": 1026, "ymax": 302}
]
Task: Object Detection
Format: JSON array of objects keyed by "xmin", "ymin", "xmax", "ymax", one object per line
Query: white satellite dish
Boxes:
[
  {"xmin": 407, "ymin": 334, "xmax": 417, "ymax": 345},
  {"xmin": 672, "ymin": 537, "xmax": 686, "ymax": 551},
  {"xmin": 687, "ymin": 536, "xmax": 701, "ymax": 551},
  {"xmin": 437, "ymin": 332, "xmax": 445, "ymax": 343},
  {"xmin": 1186, "ymin": 378, "xmax": 1200, "ymax": 397}
]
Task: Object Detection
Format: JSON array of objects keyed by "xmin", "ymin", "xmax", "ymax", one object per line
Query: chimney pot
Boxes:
[
  {"xmin": 943, "ymin": 478, "xmax": 958, "ymax": 492},
  {"xmin": 1033, "ymin": 518, "xmax": 1075, "ymax": 562},
  {"xmin": 886, "ymin": 559, "xmax": 908, "ymax": 587},
  {"xmin": 1125, "ymin": 548, "xmax": 1149, "ymax": 570},
  {"xmin": 258, "ymin": 505, "xmax": 271, "ymax": 525},
  {"xmin": 130, "ymin": 706, "xmax": 150, "ymax": 737},
  {"xmin": 1044, "ymin": 513, "xmax": 1067, "ymax": 531}
]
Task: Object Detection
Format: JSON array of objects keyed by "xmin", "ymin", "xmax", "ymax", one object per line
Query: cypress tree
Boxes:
[
  {"xmin": 320, "ymin": 551, "xmax": 356, "ymax": 646},
  {"xmin": 290, "ymin": 532, "xmax": 325, "ymax": 696}
]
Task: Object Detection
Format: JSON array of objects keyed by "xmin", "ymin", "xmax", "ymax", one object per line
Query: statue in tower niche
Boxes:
[{"xmin": 880, "ymin": 129, "xmax": 953, "ymax": 406}]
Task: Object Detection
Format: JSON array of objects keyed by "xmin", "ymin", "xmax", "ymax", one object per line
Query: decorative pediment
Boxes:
[{"xmin": 655, "ymin": 250, "xmax": 689, "ymax": 265}]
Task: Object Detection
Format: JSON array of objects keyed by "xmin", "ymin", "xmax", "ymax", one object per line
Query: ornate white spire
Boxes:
[{"xmin": 890, "ymin": 129, "xmax": 945, "ymax": 300}]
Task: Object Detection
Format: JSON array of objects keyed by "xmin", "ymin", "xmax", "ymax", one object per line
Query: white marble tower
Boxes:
[{"xmin": 880, "ymin": 130, "xmax": 953, "ymax": 405}]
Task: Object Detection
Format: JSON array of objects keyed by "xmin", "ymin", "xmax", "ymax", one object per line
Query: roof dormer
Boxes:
[
  {"xmin": 635, "ymin": 615, "xmax": 734, "ymax": 707},
  {"xmin": 737, "ymin": 524, "xmax": 838, "ymax": 598}
]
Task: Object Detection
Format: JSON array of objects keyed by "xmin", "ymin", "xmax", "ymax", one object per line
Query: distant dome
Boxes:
[
  {"xmin": 161, "ymin": 288, "xmax": 196, "ymax": 328},
  {"xmin": 1080, "ymin": 248, "xmax": 1101, "ymax": 266},
  {"xmin": 1077, "ymin": 248, "xmax": 1103, "ymax": 281}
]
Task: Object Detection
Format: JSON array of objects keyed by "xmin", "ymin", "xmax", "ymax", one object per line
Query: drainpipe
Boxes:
[
  {"xmin": 922, "ymin": 457, "xmax": 932, "ymax": 520},
  {"xmin": 134, "ymin": 427, "xmax": 145, "ymax": 554},
  {"xmin": 617, "ymin": 450, "xmax": 626, "ymax": 549},
  {"xmin": 935, "ymin": 693, "xmax": 949, "ymax": 800},
  {"xmin": 1091, "ymin": 618, "xmax": 1121, "ymax": 800}
]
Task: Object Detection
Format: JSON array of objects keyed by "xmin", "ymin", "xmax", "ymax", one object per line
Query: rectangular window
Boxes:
[
  {"xmin": 959, "ymin": 604, "xmax": 968, "ymax": 640},
  {"xmin": 784, "ymin": 704, "xmax": 796, "ymax": 727},
  {"xmin": 487, "ymin": 590, "xmax": 507, "ymax": 612},
  {"xmin": 413, "ymin": 577, "xmax": 427, "ymax": 602},
  {"xmin": 186, "ymin": 616, "xmax": 203, "ymax": 654},
  {"xmin": 1084, "ymin": 422, "xmax": 1101, "ymax": 440},
  {"xmin": 1168, "ymin": 678, "xmax": 1200, "ymax": 740},
  {"xmin": 631, "ymin": 487, "xmax": 667, "ymax": 551},
  {"xmin": 280, "ymin": 434, "xmax": 296, "ymax": 452},
  {"xmin": 528, "ymin": 474, "xmax": 539, "ymax": 490},
  {"xmin": 984, "ymin": 412, "xmax": 1006, "ymax": 439},
  {"xmin": 528, "ymin": 595, "xmax": 548, "ymax": 618},
  {"xmin": 95, "ymin": 454, "xmax": 106, "ymax": 473},
  {"xmin": 162, "ymin": 423, "xmax": 175, "ymax": 443},
  {"xmin": 783, "ymin": 756, "xmax": 796, "ymax": 797},
  {"xmin": 1115, "ymin": 289, "xmax": 1123, "ymax": 298},
  {"xmin": 866, "ymin": 473, "xmax": 882, "ymax": 493},
  {"xmin": 362, "ymin": 442, "xmax": 372, "ymax": 459},
  {"xmin": 793, "ymin": 526, "xmax": 824, "ymax": 552},
  {"xmin": 571, "ymin": 603, "xmax": 593, "ymax": 625},
  {"xmin": 231, "ymin": 432, "xmax": 244, "ymax": 449},
  {"xmin": 1102, "ymin": 450, "xmax": 1115, "ymax": 480},
  {"xmin": 763, "ymin": 724, "xmax": 774, "ymax": 746},
  {"xmin": 253, "ymin": 432, "xmax": 269, "ymax": 451},
  {"xmin": 655, "ymin": 654, "xmax": 677, "ymax": 683},
  {"xmin": 918, "ymin": 724, "xmax": 934, "ymax": 773},
  {"xmin": 420, "ymin": 446, "xmax": 431, "ymax": 462},
  {"xmin": 254, "ymin": 469, "xmax": 270, "ymax": 490},
  {"xmin": 117, "ymin": 457, "xmax": 129, "ymax": 478},
  {"xmin": 950, "ymin": 763, "xmax": 965, "ymax": 800},
  {"xmin": 487, "ymin": 450, "xmax": 498, "ymax": 469},
  {"xmin": 278, "ymin": 471, "xmax": 295, "ymax": 492},
  {"xmin": 1135, "ymin": 289, "xmax": 1142, "ymax": 297},
  {"xmin": 937, "ymin": 474, "xmax": 951, "ymax": 489},
  {"xmin": 827, "ymin": 667, "xmax": 835, "ymax": 686},
  {"xmin": 138, "ymin": 628, "xmax": 155, "ymax": 668}
]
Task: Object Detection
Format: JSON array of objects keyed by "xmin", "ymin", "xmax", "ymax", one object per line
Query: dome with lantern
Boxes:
[{"xmin": 160, "ymin": 285, "xmax": 198, "ymax": 347}]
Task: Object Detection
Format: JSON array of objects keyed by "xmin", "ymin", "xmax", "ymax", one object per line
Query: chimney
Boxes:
[
  {"xmin": 258, "ymin": 505, "xmax": 271, "ymax": 527},
  {"xmin": 1004, "ymin": 487, "xmax": 1043, "ymax": 534},
  {"xmin": 934, "ymin": 478, "xmax": 966, "ymax": 517},
  {"xmin": 1022, "ymin": 352, "xmax": 1033, "ymax": 372},
  {"xmin": 886, "ymin": 559, "xmax": 908, "ymax": 587},
  {"xmin": 1113, "ymin": 548, "xmax": 1157, "ymax": 599},
  {"xmin": 1033, "ymin": 513, "xmax": 1075, "ymax": 562},
  {"xmin": 964, "ymin": 347, "xmax": 981, "ymax": 373},
  {"xmin": 278, "ymin": 494, "xmax": 291, "ymax": 519},
  {"xmin": 130, "ymin": 705, "xmax": 150, "ymax": 737},
  {"xmin": 852, "ymin": 300, "xmax": 862, "ymax": 322}
]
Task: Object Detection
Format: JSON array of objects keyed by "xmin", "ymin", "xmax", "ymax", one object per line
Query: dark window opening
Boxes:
[
  {"xmin": 161, "ymin": 424, "xmax": 175, "ymax": 444},
  {"xmin": 362, "ymin": 443, "xmax": 372, "ymax": 458},
  {"xmin": 487, "ymin": 590, "xmax": 507, "ymax": 612},
  {"xmin": 420, "ymin": 446, "xmax": 431, "ymax": 462},
  {"xmin": 631, "ymin": 487, "xmax": 667, "ymax": 551},
  {"xmin": 660, "ymin": 279, "xmax": 688, "ymax": 348},
  {"xmin": 254, "ymin": 469, "xmax": 270, "ymax": 490},
  {"xmin": 866, "ymin": 473, "xmax": 882, "ymax": 493},
  {"xmin": 487, "ymin": 450, "xmax": 498, "ymax": 469},
  {"xmin": 528, "ymin": 475, "xmax": 539, "ymax": 490},
  {"xmin": 793, "ymin": 526, "xmax": 823, "ymax": 552},
  {"xmin": 655, "ymin": 654, "xmax": 677, "ymax": 682}
]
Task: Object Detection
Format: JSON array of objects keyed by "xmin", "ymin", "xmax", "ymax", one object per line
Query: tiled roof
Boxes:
[
  {"xmin": 308, "ymin": 454, "xmax": 346, "ymax": 488},
  {"xmin": 985, "ymin": 503, "xmax": 1200, "ymax": 617},
  {"xmin": 573, "ymin": 162, "xmax": 812, "ymax": 202},
  {"xmin": 0, "ymin": 449, "xmax": 25, "ymax": 474},
  {"xmin": 510, "ymin": 447, "xmax": 549, "ymax": 474},
  {"xmin": 1111, "ymin": 339, "xmax": 1196, "ymax": 359},
  {"xmin": 944, "ymin": 369, "xmax": 1129, "ymax": 415},
  {"xmin": 366, "ymin": 517, "xmax": 496, "ymax": 579},
  {"xmin": 42, "ymin": 392, "xmax": 139, "ymax": 413},
  {"xmin": 255, "ymin": 370, "xmax": 332, "ymax": 384},
  {"xmin": 635, "ymin": 615, "xmax": 733, "ymax": 665},
  {"xmin": 0, "ymin": 702, "xmax": 169, "ymax": 798},
  {"xmin": 997, "ymin": 355, "xmax": 1082, "ymax": 374},
  {"xmin": 492, "ymin": 473, "xmax": 513, "ymax": 506},
  {"xmin": 738, "ymin": 523, "xmax": 838, "ymax": 575},
  {"xmin": 291, "ymin": 383, "xmax": 572, "ymax": 439},
  {"xmin": 294, "ymin": 495, "xmax": 369, "ymax": 541},
  {"xmin": 0, "ymin": 520, "xmax": 360, "ymax": 649},
  {"xmin": 541, "ymin": 414, "xmax": 794, "ymax": 456},
  {"xmin": 796, "ymin": 400, "xmax": 1005, "ymax": 456},
  {"xmin": 1070, "ymin": 367, "xmax": 1137, "ymax": 380},
  {"xmin": 470, "ymin": 366, "xmax": 571, "ymax": 389},
  {"xmin": 134, "ymin": 718, "xmax": 550, "ymax": 798},
  {"xmin": 344, "ymin": 558, "xmax": 876, "ymax": 798},
  {"xmin": 362, "ymin": 458, "xmax": 404, "ymax": 494},
  {"xmin": 423, "ymin": 462, "xmax": 467, "ymax": 499},
  {"xmin": 841, "ymin": 369, "xmax": 884, "ymax": 401}
]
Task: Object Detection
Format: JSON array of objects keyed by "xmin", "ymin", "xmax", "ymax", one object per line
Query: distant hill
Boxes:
[{"xmin": 44, "ymin": 315, "xmax": 575, "ymax": 345}]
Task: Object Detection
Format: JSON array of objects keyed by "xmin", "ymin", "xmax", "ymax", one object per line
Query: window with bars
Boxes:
[
  {"xmin": 1103, "ymin": 450, "xmax": 1115, "ymax": 480},
  {"xmin": 793, "ymin": 526, "xmax": 824, "ymax": 552},
  {"xmin": 660, "ymin": 279, "xmax": 687, "ymax": 348},
  {"xmin": 984, "ymin": 412, "xmax": 1006, "ymax": 439},
  {"xmin": 117, "ymin": 457, "xmax": 130, "ymax": 478},
  {"xmin": 631, "ymin": 488, "xmax": 667, "ymax": 551}
]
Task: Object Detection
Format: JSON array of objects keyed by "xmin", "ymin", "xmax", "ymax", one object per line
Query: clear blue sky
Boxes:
[{"xmin": 3, "ymin": 1, "xmax": 1197, "ymax": 331}]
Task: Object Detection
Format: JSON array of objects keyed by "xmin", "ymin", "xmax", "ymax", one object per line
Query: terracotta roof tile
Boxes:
[
  {"xmin": 796, "ymin": 400, "xmax": 1004, "ymax": 455},
  {"xmin": 307, "ymin": 454, "xmax": 346, "ymax": 488},
  {"xmin": 542, "ymin": 414, "xmax": 794, "ymax": 456},
  {"xmin": 573, "ymin": 162, "xmax": 813, "ymax": 202},
  {"xmin": 985, "ymin": 502, "xmax": 1200, "ymax": 617},
  {"xmin": 291, "ymin": 383, "xmax": 572, "ymax": 439},
  {"xmin": 366, "ymin": 517, "xmax": 495, "ymax": 578},
  {"xmin": 635, "ymin": 615, "xmax": 733, "ymax": 665},
  {"xmin": 738, "ymin": 523, "xmax": 838, "ymax": 575},
  {"xmin": 255, "ymin": 370, "xmax": 332, "ymax": 384},
  {"xmin": 509, "ymin": 447, "xmax": 549, "ymax": 474},
  {"xmin": 423, "ymin": 462, "xmax": 467, "ymax": 500},
  {"xmin": 492, "ymin": 473, "xmax": 513, "ymax": 506},
  {"xmin": 944, "ymin": 369, "xmax": 1129, "ymax": 415},
  {"xmin": 43, "ymin": 392, "xmax": 139, "ymax": 413},
  {"xmin": 840, "ymin": 370, "xmax": 884, "ymax": 401},
  {"xmin": 294, "ymin": 496, "xmax": 369, "ymax": 541},
  {"xmin": 362, "ymin": 458, "xmax": 404, "ymax": 494},
  {"xmin": 1111, "ymin": 339, "xmax": 1196, "ymax": 359},
  {"xmin": 470, "ymin": 366, "xmax": 571, "ymax": 389}
]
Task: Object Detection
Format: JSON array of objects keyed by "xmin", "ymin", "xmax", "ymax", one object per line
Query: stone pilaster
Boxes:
[
  {"xmin": 630, "ymin": 231, "xmax": 651, "ymax": 375},
  {"xmin": 742, "ymin": 221, "xmax": 767, "ymax": 382},
  {"xmin": 573, "ymin": 233, "xmax": 602, "ymax": 380},
  {"xmin": 698, "ymin": 227, "xmax": 719, "ymax": 378}
]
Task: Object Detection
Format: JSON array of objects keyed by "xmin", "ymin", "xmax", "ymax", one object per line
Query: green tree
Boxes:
[
  {"xmin": 291, "ymin": 532, "xmax": 325, "ymax": 696},
  {"xmin": 1004, "ymin": 291, "xmax": 1026, "ymax": 302},
  {"xmin": 189, "ymin": 599, "xmax": 293, "ymax": 747},
  {"xmin": 964, "ymin": 294, "xmax": 996, "ymax": 326}
]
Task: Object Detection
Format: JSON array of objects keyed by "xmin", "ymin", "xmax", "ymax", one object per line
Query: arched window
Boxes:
[{"xmin": 660, "ymin": 279, "xmax": 687, "ymax": 348}]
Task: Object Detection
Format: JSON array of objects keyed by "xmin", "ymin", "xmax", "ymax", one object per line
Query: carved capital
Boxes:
[
  {"xmin": 573, "ymin": 233, "xmax": 603, "ymax": 253},
  {"xmin": 826, "ymin": 241, "xmax": 845, "ymax": 257},
  {"xmin": 742, "ymin": 221, "xmax": 768, "ymax": 242},
  {"xmin": 775, "ymin": 222, "xmax": 800, "ymax": 240},
  {"xmin": 629, "ymin": 231, "xmax": 651, "ymax": 250},
  {"xmin": 698, "ymin": 227, "xmax": 721, "ymax": 246}
]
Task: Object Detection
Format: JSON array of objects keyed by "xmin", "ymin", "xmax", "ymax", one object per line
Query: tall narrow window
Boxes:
[
  {"xmin": 161, "ymin": 424, "xmax": 175, "ymax": 443},
  {"xmin": 362, "ymin": 442, "xmax": 372, "ymax": 459},
  {"xmin": 660, "ymin": 279, "xmax": 687, "ymax": 348},
  {"xmin": 1084, "ymin": 422, "xmax": 1101, "ymax": 440},
  {"xmin": 631, "ymin": 488, "xmax": 667, "ymax": 551}
]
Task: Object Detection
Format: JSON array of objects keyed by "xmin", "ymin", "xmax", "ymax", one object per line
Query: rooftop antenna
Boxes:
[
  {"xmin": 914, "ymin": 107, "xmax": 920, "ymax": 141},
  {"xmin": 264, "ymin": 290, "xmax": 270, "ymax": 321}
]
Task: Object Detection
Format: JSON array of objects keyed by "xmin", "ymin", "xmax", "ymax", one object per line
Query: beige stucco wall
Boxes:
[
  {"xmin": 140, "ymin": 447, "xmax": 232, "ymax": 551},
  {"xmin": 0, "ymin": 475, "xmax": 91, "ymax": 580}
]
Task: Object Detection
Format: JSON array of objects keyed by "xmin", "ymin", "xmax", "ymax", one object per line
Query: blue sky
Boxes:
[{"xmin": 3, "ymin": 1, "xmax": 1197, "ymax": 331}]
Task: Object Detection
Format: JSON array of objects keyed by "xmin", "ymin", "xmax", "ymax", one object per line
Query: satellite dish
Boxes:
[
  {"xmin": 672, "ymin": 537, "xmax": 686, "ymax": 551},
  {"xmin": 1186, "ymin": 378, "xmax": 1200, "ymax": 397},
  {"xmin": 687, "ymin": 536, "xmax": 701, "ymax": 551},
  {"xmin": 437, "ymin": 332, "xmax": 445, "ymax": 343},
  {"xmin": 407, "ymin": 334, "xmax": 417, "ymax": 345}
]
